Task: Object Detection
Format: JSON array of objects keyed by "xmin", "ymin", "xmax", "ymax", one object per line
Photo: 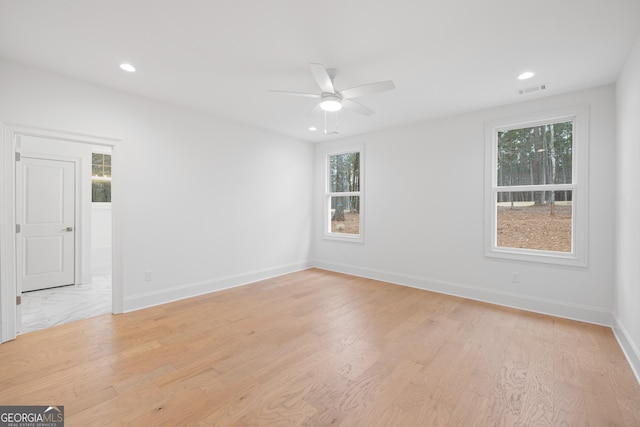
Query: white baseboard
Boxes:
[
  {"xmin": 124, "ymin": 258, "xmax": 614, "ymax": 326},
  {"xmin": 123, "ymin": 260, "xmax": 313, "ymax": 312},
  {"xmin": 313, "ymin": 260, "xmax": 613, "ymax": 326},
  {"xmin": 613, "ymin": 316, "xmax": 640, "ymax": 385}
]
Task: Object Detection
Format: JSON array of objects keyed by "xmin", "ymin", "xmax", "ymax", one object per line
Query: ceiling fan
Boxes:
[{"xmin": 268, "ymin": 63, "xmax": 395, "ymax": 116}]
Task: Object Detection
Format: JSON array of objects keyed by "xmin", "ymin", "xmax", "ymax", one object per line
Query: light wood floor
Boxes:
[{"xmin": 1, "ymin": 269, "xmax": 639, "ymax": 426}]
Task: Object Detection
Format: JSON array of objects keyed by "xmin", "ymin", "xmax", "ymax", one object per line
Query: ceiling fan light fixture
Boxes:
[{"xmin": 320, "ymin": 94, "xmax": 342, "ymax": 112}]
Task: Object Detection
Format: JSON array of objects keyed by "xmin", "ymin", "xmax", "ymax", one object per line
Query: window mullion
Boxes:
[
  {"xmin": 495, "ymin": 184, "xmax": 576, "ymax": 192},
  {"xmin": 328, "ymin": 191, "xmax": 360, "ymax": 197}
]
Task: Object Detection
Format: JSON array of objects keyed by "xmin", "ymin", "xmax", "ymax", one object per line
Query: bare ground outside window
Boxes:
[
  {"xmin": 331, "ymin": 212, "xmax": 360, "ymax": 234},
  {"xmin": 330, "ymin": 205, "xmax": 571, "ymax": 249},
  {"xmin": 497, "ymin": 203, "xmax": 572, "ymax": 252}
]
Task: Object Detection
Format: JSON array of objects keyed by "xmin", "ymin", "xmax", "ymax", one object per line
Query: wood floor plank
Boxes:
[
  {"xmin": 197, "ymin": 377, "xmax": 262, "ymax": 426},
  {"xmin": 127, "ymin": 387, "xmax": 213, "ymax": 427},
  {"xmin": 553, "ymin": 380, "xmax": 589, "ymax": 426},
  {"xmin": 487, "ymin": 335, "xmax": 553, "ymax": 426},
  {"xmin": 447, "ymin": 389, "xmax": 493, "ymax": 426},
  {"xmin": 0, "ymin": 268, "xmax": 637, "ymax": 426},
  {"xmin": 391, "ymin": 382, "xmax": 451, "ymax": 426},
  {"xmin": 371, "ymin": 405, "xmax": 416, "ymax": 427},
  {"xmin": 339, "ymin": 359, "xmax": 423, "ymax": 426},
  {"xmin": 617, "ymin": 395, "xmax": 640, "ymax": 426}
]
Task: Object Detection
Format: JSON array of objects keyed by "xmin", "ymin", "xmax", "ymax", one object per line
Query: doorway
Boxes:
[
  {"xmin": 19, "ymin": 149, "xmax": 113, "ymax": 334},
  {"xmin": 0, "ymin": 124, "xmax": 122, "ymax": 342}
]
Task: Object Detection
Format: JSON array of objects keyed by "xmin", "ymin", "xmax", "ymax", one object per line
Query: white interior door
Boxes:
[{"xmin": 17, "ymin": 157, "xmax": 76, "ymax": 292}]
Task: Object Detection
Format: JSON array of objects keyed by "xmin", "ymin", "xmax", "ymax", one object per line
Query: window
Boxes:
[
  {"xmin": 485, "ymin": 106, "xmax": 588, "ymax": 266},
  {"xmin": 92, "ymin": 153, "xmax": 111, "ymax": 203},
  {"xmin": 325, "ymin": 149, "xmax": 363, "ymax": 241}
]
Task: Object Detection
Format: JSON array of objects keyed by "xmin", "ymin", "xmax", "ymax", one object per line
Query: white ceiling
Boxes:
[{"xmin": 1, "ymin": 0, "xmax": 639, "ymax": 142}]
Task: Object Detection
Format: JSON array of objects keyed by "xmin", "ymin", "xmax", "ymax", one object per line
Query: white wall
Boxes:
[
  {"xmin": 315, "ymin": 85, "xmax": 616, "ymax": 325},
  {"xmin": 91, "ymin": 203, "xmax": 112, "ymax": 275},
  {"xmin": 0, "ymin": 59, "xmax": 314, "ymax": 311},
  {"xmin": 0, "ymin": 57, "xmax": 623, "ymax": 335},
  {"xmin": 615, "ymin": 33, "xmax": 640, "ymax": 379}
]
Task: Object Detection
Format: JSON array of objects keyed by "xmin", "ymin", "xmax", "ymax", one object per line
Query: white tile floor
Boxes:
[{"xmin": 20, "ymin": 275, "xmax": 112, "ymax": 334}]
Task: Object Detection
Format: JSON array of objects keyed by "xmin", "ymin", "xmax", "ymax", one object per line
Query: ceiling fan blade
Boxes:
[
  {"xmin": 340, "ymin": 80, "xmax": 395, "ymax": 99},
  {"xmin": 310, "ymin": 63, "xmax": 335, "ymax": 94},
  {"xmin": 310, "ymin": 102, "xmax": 323, "ymax": 115},
  {"xmin": 343, "ymin": 99, "xmax": 375, "ymax": 116},
  {"xmin": 267, "ymin": 90, "xmax": 320, "ymax": 98}
]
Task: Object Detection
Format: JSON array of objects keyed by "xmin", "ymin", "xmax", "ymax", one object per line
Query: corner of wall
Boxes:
[
  {"xmin": 613, "ymin": 315, "xmax": 640, "ymax": 384},
  {"xmin": 613, "ymin": 30, "xmax": 640, "ymax": 386}
]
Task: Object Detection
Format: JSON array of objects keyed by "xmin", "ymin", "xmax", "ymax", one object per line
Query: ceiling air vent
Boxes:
[{"xmin": 517, "ymin": 83, "xmax": 548, "ymax": 95}]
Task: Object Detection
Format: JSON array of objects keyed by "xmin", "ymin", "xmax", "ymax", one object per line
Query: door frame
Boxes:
[{"xmin": 0, "ymin": 123, "xmax": 122, "ymax": 342}]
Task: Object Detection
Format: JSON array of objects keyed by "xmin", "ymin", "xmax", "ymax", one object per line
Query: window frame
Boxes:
[
  {"xmin": 484, "ymin": 105, "xmax": 589, "ymax": 267},
  {"xmin": 323, "ymin": 146, "xmax": 364, "ymax": 243}
]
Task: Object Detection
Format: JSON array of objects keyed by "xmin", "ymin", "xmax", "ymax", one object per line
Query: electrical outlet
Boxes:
[
  {"xmin": 145, "ymin": 271, "xmax": 153, "ymax": 282},
  {"xmin": 511, "ymin": 272, "xmax": 519, "ymax": 283}
]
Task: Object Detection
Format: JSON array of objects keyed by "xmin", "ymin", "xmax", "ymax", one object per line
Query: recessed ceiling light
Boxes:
[
  {"xmin": 309, "ymin": 126, "xmax": 317, "ymax": 131},
  {"xmin": 120, "ymin": 63, "xmax": 136, "ymax": 72},
  {"xmin": 518, "ymin": 71, "xmax": 535, "ymax": 80}
]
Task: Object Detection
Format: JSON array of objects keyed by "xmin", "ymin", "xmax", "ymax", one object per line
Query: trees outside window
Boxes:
[
  {"xmin": 485, "ymin": 106, "xmax": 588, "ymax": 266},
  {"xmin": 92, "ymin": 153, "xmax": 111, "ymax": 203},
  {"xmin": 326, "ymin": 150, "xmax": 362, "ymax": 241}
]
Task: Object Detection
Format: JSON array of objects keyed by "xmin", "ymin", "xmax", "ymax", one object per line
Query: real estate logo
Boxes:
[{"xmin": 0, "ymin": 406, "xmax": 64, "ymax": 427}]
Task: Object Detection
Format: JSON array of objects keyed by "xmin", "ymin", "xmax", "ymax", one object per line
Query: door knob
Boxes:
[{"xmin": 64, "ymin": 227, "xmax": 73, "ymax": 232}]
